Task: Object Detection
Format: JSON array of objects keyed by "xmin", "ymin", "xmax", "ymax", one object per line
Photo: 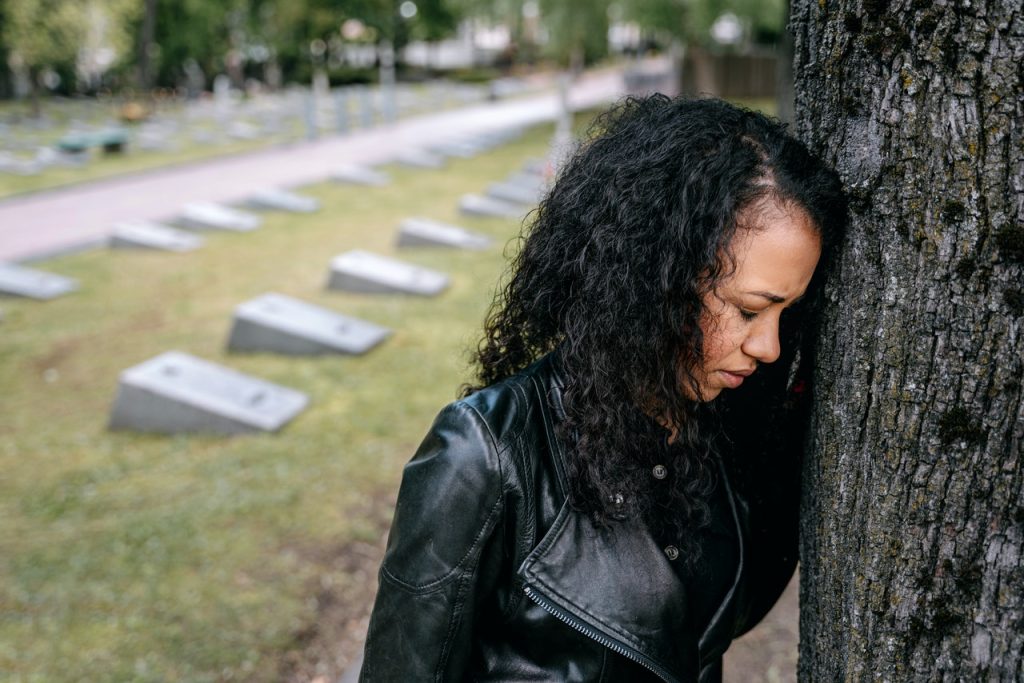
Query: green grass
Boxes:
[{"xmin": 0, "ymin": 124, "xmax": 553, "ymax": 682}]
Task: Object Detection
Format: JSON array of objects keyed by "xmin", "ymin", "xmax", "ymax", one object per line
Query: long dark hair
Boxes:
[{"xmin": 467, "ymin": 95, "xmax": 846, "ymax": 552}]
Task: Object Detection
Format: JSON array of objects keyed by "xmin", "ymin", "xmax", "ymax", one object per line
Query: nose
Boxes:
[{"xmin": 742, "ymin": 316, "xmax": 781, "ymax": 365}]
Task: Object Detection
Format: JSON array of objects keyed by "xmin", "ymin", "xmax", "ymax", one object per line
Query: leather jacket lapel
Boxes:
[{"xmin": 519, "ymin": 500, "xmax": 700, "ymax": 682}]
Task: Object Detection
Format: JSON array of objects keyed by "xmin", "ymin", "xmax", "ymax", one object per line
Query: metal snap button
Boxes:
[
  {"xmin": 652, "ymin": 464, "xmax": 667, "ymax": 480},
  {"xmin": 664, "ymin": 545, "xmax": 679, "ymax": 561}
]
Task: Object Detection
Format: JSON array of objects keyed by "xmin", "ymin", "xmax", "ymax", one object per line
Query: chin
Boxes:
[{"xmin": 697, "ymin": 386, "xmax": 723, "ymax": 402}]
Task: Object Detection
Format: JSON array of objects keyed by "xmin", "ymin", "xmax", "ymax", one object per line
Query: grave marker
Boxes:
[
  {"xmin": 397, "ymin": 217, "xmax": 492, "ymax": 250},
  {"xmin": 0, "ymin": 263, "xmax": 79, "ymax": 300},
  {"xmin": 110, "ymin": 221, "xmax": 204, "ymax": 252},
  {"xmin": 109, "ymin": 351, "xmax": 308, "ymax": 435},
  {"xmin": 330, "ymin": 165, "xmax": 389, "ymax": 187},
  {"xmin": 327, "ymin": 250, "xmax": 448, "ymax": 296},
  {"xmin": 395, "ymin": 149, "xmax": 446, "ymax": 170},
  {"xmin": 458, "ymin": 194, "xmax": 525, "ymax": 220},
  {"xmin": 179, "ymin": 202, "xmax": 263, "ymax": 232},
  {"xmin": 228, "ymin": 292, "xmax": 391, "ymax": 355},
  {"xmin": 429, "ymin": 139, "xmax": 481, "ymax": 159},
  {"xmin": 485, "ymin": 181, "xmax": 542, "ymax": 207},
  {"xmin": 246, "ymin": 189, "xmax": 321, "ymax": 213}
]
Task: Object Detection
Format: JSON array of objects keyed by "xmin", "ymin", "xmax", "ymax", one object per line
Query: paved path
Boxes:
[{"xmin": 0, "ymin": 69, "xmax": 626, "ymax": 263}]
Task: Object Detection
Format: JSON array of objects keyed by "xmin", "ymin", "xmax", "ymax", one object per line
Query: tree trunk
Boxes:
[
  {"xmin": 137, "ymin": 0, "xmax": 157, "ymax": 91},
  {"xmin": 776, "ymin": 0, "xmax": 794, "ymax": 125},
  {"xmin": 792, "ymin": 1, "xmax": 1022, "ymax": 680}
]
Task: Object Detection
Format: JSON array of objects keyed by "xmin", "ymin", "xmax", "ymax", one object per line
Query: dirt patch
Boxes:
[{"xmin": 276, "ymin": 490, "xmax": 395, "ymax": 683}]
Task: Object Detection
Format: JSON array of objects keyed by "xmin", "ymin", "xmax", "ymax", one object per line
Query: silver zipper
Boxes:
[{"xmin": 523, "ymin": 584, "xmax": 676, "ymax": 682}]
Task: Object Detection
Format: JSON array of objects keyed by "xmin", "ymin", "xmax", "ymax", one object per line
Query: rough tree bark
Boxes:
[{"xmin": 791, "ymin": 1, "xmax": 1022, "ymax": 680}]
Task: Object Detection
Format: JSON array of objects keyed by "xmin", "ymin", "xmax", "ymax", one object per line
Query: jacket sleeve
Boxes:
[{"xmin": 359, "ymin": 401, "xmax": 505, "ymax": 682}]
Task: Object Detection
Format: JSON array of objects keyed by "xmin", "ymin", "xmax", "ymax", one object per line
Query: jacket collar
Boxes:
[{"xmin": 520, "ymin": 351, "xmax": 747, "ymax": 681}]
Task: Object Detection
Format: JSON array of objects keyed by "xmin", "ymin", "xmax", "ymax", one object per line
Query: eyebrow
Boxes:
[{"xmin": 745, "ymin": 290, "xmax": 806, "ymax": 305}]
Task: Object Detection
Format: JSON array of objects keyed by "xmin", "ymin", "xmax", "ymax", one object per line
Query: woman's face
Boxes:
[{"xmin": 689, "ymin": 200, "xmax": 822, "ymax": 401}]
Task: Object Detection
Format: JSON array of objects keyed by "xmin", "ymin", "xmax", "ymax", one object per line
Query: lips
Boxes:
[{"xmin": 719, "ymin": 368, "xmax": 754, "ymax": 388}]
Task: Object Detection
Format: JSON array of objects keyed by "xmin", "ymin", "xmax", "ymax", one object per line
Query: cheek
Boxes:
[{"xmin": 697, "ymin": 304, "xmax": 732, "ymax": 366}]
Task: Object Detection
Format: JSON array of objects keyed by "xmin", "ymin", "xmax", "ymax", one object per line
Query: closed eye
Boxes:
[{"xmin": 738, "ymin": 307, "xmax": 758, "ymax": 321}]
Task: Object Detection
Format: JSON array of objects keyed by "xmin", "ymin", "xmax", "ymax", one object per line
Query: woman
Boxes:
[{"xmin": 359, "ymin": 95, "xmax": 846, "ymax": 682}]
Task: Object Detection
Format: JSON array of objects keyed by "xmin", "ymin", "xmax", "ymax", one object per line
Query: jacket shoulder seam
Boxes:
[{"xmin": 379, "ymin": 482, "xmax": 504, "ymax": 594}]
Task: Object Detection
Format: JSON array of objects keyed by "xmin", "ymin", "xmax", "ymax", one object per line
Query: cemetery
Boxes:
[
  {"xmin": 0, "ymin": 79, "xmax": 514, "ymax": 200},
  {"xmin": 0, "ymin": 118, "xmax": 556, "ymax": 682}
]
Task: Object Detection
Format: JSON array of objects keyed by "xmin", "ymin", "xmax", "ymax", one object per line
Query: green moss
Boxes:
[
  {"xmin": 938, "ymin": 407, "xmax": 986, "ymax": 446},
  {"xmin": 995, "ymin": 223, "xmax": 1024, "ymax": 263}
]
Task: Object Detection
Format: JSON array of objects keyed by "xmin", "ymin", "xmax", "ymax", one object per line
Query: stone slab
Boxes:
[
  {"xmin": 109, "ymin": 221, "xmax": 204, "ymax": 252},
  {"xmin": 0, "ymin": 263, "xmax": 79, "ymax": 299},
  {"xmin": 504, "ymin": 172, "xmax": 548, "ymax": 192},
  {"xmin": 327, "ymin": 250, "xmax": 448, "ymax": 296},
  {"xmin": 486, "ymin": 181, "xmax": 542, "ymax": 207},
  {"xmin": 395, "ymin": 149, "xmax": 446, "ymax": 169},
  {"xmin": 228, "ymin": 292, "xmax": 391, "ymax": 355},
  {"xmin": 108, "ymin": 350, "xmax": 308, "ymax": 435},
  {"xmin": 330, "ymin": 165, "xmax": 389, "ymax": 186},
  {"xmin": 396, "ymin": 217, "xmax": 492, "ymax": 250},
  {"xmin": 428, "ymin": 139, "xmax": 483, "ymax": 159},
  {"xmin": 178, "ymin": 202, "xmax": 263, "ymax": 232},
  {"xmin": 522, "ymin": 158, "xmax": 549, "ymax": 176},
  {"xmin": 458, "ymin": 194, "xmax": 525, "ymax": 220},
  {"xmin": 246, "ymin": 189, "xmax": 321, "ymax": 213}
]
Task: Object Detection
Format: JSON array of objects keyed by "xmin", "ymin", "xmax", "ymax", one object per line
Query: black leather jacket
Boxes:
[{"xmin": 359, "ymin": 352, "xmax": 800, "ymax": 682}]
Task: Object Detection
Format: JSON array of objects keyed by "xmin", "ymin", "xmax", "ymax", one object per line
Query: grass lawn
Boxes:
[{"xmin": 0, "ymin": 123, "xmax": 553, "ymax": 682}]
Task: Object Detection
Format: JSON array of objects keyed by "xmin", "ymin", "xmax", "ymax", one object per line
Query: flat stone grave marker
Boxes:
[
  {"xmin": 397, "ymin": 217, "xmax": 492, "ymax": 250},
  {"xmin": 330, "ymin": 165, "xmax": 390, "ymax": 187},
  {"xmin": 395, "ymin": 148, "xmax": 446, "ymax": 169},
  {"xmin": 108, "ymin": 350, "xmax": 308, "ymax": 435},
  {"xmin": 327, "ymin": 250, "xmax": 449, "ymax": 296},
  {"xmin": 178, "ymin": 202, "xmax": 263, "ymax": 232},
  {"xmin": 110, "ymin": 221, "xmax": 205, "ymax": 252},
  {"xmin": 228, "ymin": 292, "xmax": 391, "ymax": 355},
  {"xmin": 504, "ymin": 171, "xmax": 548, "ymax": 192},
  {"xmin": 246, "ymin": 189, "xmax": 321, "ymax": 213},
  {"xmin": 458, "ymin": 194, "xmax": 525, "ymax": 220},
  {"xmin": 522, "ymin": 158, "xmax": 548, "ymax": 176},
  {"xmin": 428, "ymin": 139, "xmax": 481, "ymax": 159},
  {"xmin": 486, "ymin": 181, "xmax": 542, "ymax": 207},
  {"xmin": 0, "ymin": 263, "xmax": 79, "ymax": 300}
]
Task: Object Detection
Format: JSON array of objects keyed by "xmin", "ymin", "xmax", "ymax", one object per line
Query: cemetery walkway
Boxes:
[{"xmin": 0, "ymin": 68, "xmax": 626, "ymax": 263}]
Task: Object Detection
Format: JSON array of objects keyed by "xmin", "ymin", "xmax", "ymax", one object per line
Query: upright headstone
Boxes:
[
  {"xmin": 330, "ymin": 165, "xmax": 389, "ymax": 186},
  {"xmin": 110, "ymin": 221, "xmax": 204, "ymax": 252},
  {"xmin": 246, "ymin": 189, "xmax": 321, "ymax": 213},
  {"xmin": 227, "ymin": 292, "xmax": 391, "ymax": 355},
  {"xmin": 178, "ymin": 202, "xmax": 263, "ymax": 232},
  {"xmin": 0, "ymin": 263, "xmax": 79, "ymax": 300},
  {"xmin": 109, "ymin": 351, "xmax": 308, "ymax": 435},
  {"xmin": 327, "ymin": 250, "xmax": 449, "ymax": 296},
  {"xmin": 396, "ymin": 218, "xmax": 493, "ymax": 250},
  {"xmin": 458, "ymin": 194, "xmax": 526, "ymax": 220}
]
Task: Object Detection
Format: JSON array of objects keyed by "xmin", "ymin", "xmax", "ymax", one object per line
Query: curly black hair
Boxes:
[{"xmin": 466, "ymin": 94, "xmax": 846, "ymax": 556}]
